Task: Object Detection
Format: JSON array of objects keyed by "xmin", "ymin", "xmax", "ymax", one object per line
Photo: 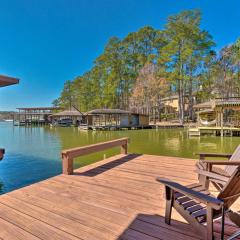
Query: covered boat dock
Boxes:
[
  {"xmin": 14, "ymin": 107, "xmax": 62, "ymax": 126},
  {"xmin": 189, "ymin": 97, "xmax": 240, "ymax": 136},
  {"xmin": 82, "ymin": 109, "xmax": 149, "ymax": 130},
  {"xmin": 50, "ymin": 107, "xmax": 83, "ymax": 126}
]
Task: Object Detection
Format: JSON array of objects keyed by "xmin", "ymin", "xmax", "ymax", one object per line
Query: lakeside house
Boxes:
[{"xmin": 161, "ymin": 94, "xmax": 197, "ymax": 117}]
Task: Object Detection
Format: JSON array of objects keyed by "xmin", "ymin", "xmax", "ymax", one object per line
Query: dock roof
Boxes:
[
  {"xmin": 193, "ymin": 101, "xmax": 213, "ymax": 109},
  {"xmin": 17, "ymin": 107, "xmax": 62, "ymax": 111},
  {"xmin": 85, "ymin": 109, "xmax": 131, "ymax": 115},
  {"xmin": 0, "ymin": 74, "xmax": 19, "ymax": 87},
  {"xmin": 215, "ymin": 97, "xmax": 240, "ymax": 107},
  {"xmin": 51, "ymin": 109, "xmax": 83, "ymax": 117}
]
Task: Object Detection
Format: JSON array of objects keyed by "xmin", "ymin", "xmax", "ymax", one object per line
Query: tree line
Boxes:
[{"xmin": 53, "ymin": 10, "xmax": 240, "ymax": 124}]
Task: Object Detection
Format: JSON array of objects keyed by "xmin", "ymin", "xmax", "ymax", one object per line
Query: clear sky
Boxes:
[{"xmin": 0, "ymin": 0, "xmax": 239, "ymax": 111}]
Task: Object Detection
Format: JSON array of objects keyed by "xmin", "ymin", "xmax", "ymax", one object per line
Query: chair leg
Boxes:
[
  {"xmin": 221, "ymin": 206, "xmax": 225, "ymax": 240},
  {"xmin": 207, "ymin": 206, "xmax": 214, "ymax": 240},
  {"xmin": 165, "ymin": 199, "xmax": 173, "ymax": 225},
  {"xmin": 165, "ymin": 186, "xmax": 173, "ymax": 225}
]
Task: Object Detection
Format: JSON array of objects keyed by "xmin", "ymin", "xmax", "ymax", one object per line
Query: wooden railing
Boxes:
[{"xmin": 61, "ymin": 137, "xmax": 129, "ymax": 175}]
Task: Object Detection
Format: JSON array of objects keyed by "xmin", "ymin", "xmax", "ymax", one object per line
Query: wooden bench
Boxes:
[{"xmin": 61, "ymin": 137, "xmax": 129, "ymax": 175}]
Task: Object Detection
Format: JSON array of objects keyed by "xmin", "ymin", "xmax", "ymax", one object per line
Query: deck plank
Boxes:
[{"xmin": 0, "ymin": 154, "xmax": 239, "ymax": 239}]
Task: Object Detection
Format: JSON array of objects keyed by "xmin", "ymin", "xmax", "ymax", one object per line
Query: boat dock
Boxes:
[
  {"xmin": 78, "ymin": 124, "xmax": 184, "ymax": 131},
  {"xmin": 188, "ymin": 126, "xmax": 240, "ymax": 137},
  {"xmin": 79, "ymin": 125, "xmax": 154, "ymax": 131},
  {"xmin": 0, "ymin": 138, "xmax": 239, "ymax": 239},
  {"xmin": 14, "ymin": 107, "xmax": 62, "ymax": 126}
]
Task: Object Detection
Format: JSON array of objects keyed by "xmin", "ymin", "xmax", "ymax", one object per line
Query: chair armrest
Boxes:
[
  {"xmin": 196, "ymin": 169, "xmax": 229, "ymax": 183},
  {"xmin": 196, "ymin": 153, "xmax": 232, "ymax": 160},
  {"xmin": 157, "ymin": 178, "xmax": 223, "ymax": 210},
  {"xmin": 202, "ymin": 160, "xmax": 240, "ymax": 165}
]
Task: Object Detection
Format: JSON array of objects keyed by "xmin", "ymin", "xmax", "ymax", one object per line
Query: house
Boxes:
[{"xmin": 161, "ymin": 94, "xmax": 196, "ymax": 114}]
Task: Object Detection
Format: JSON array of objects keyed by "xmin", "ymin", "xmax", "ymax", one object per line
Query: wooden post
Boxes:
[
  {"xmin": 221, "ymin": 110, "xmax": 224, "ymax": 137},
  {"xmin": 121, "ymin": 143, "xmax": 128, "ymax": 154},
  {"xmin": 62, "ymin": 154, "xmax": 73, "ymax": 175}
]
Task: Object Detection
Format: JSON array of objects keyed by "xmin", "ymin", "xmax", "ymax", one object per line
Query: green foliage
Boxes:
[{"xmin": 53, "ymin": 9, "xmax": 240, "ymax": 123}]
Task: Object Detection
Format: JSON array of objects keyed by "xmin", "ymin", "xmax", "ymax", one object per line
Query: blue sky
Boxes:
[{"xmin": 0, "ymin": 0, "xmax": 239, "ymax": 111}]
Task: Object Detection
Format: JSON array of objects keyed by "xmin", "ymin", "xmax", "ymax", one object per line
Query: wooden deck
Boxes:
[{"xmin": 0, "ymin": 153, "xmax": 240, "ymax": 239}]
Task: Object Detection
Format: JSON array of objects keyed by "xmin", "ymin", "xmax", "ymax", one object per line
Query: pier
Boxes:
[
  {"xmin": 0, "ymin": 138, "xmax": 239, "ymax": 239},
  {"xmin": 188, "ymin": 126, "xmax": 240, "ymax": 137},
  {"xmin": 192, "ymin": 97, "xmax": 240, "ymax": 137}
]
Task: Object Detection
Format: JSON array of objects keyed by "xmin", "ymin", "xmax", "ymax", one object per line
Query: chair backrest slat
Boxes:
[
  {"xmin": 218, "ymin": 166, "xmax": 240, "ymax": 209},
  {"xmin": 225, "ymin": 145, "xmax": 240, "ymax": 175}
]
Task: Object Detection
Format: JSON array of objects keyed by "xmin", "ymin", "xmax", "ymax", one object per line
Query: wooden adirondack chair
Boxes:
[
  {"xmin": 196, "ymin": 145, "xmax": 240, "ymax": 189},
  {"xmin": 157, "ymin": 165, "xmax": 240, "ymax": 240}
]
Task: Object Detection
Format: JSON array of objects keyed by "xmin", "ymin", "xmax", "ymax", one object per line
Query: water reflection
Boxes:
[{"xmin": 0, "ymin": 122, "xmax": 61, "ymax": 193}]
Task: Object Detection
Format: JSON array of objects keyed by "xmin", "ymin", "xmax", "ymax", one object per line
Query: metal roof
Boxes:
[
  {"xmin": 195, "ymin": 109, "xmax": 215, "ymax": 114},
  {"xmin": 161, "ymin": 95, "xmax": 179, "ymax": 101},
  {"xmin": 193, "ymin": 101, "xmax": 213, "ymax": 109},
  {"xmin": 215, "ymin": 97, "xmax": 240, "ymax": 107},
  {"xmin": 17, "ymin": 107, "xmax": 62, "ymax": 111},
  {"xmin": 51, "ymin": 110, "xmax": 82, "ymax": 117},
  {"xmin": 85, "ymin": 109, "xmax": 131, "ymax": 115}
]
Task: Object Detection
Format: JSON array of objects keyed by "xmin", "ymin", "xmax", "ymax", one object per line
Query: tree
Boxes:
[
  {"xmin": 160, "ymin": 10, "xmax": 214, "ymax": 123},
  {"xmin": 55, "ymin": 81, "xmax": 75, "ymax": 109},
  {"xmin": 55, "ymin": 9, "xmax": 239, "ymax": 126},
  {"xmin": 130, "ymin": 63, "xmax": 168, "ymax": 117}
]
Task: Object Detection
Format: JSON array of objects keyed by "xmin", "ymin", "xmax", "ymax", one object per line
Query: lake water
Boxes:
[{"xmin": 0, "ymin": 122, "xmax": 239, "ymax": 194}]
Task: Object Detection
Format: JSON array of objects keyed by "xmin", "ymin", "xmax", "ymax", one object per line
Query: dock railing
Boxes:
[{"xmin": 61, "ymin": 137, "xmax": 129, "ymax": 175}]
